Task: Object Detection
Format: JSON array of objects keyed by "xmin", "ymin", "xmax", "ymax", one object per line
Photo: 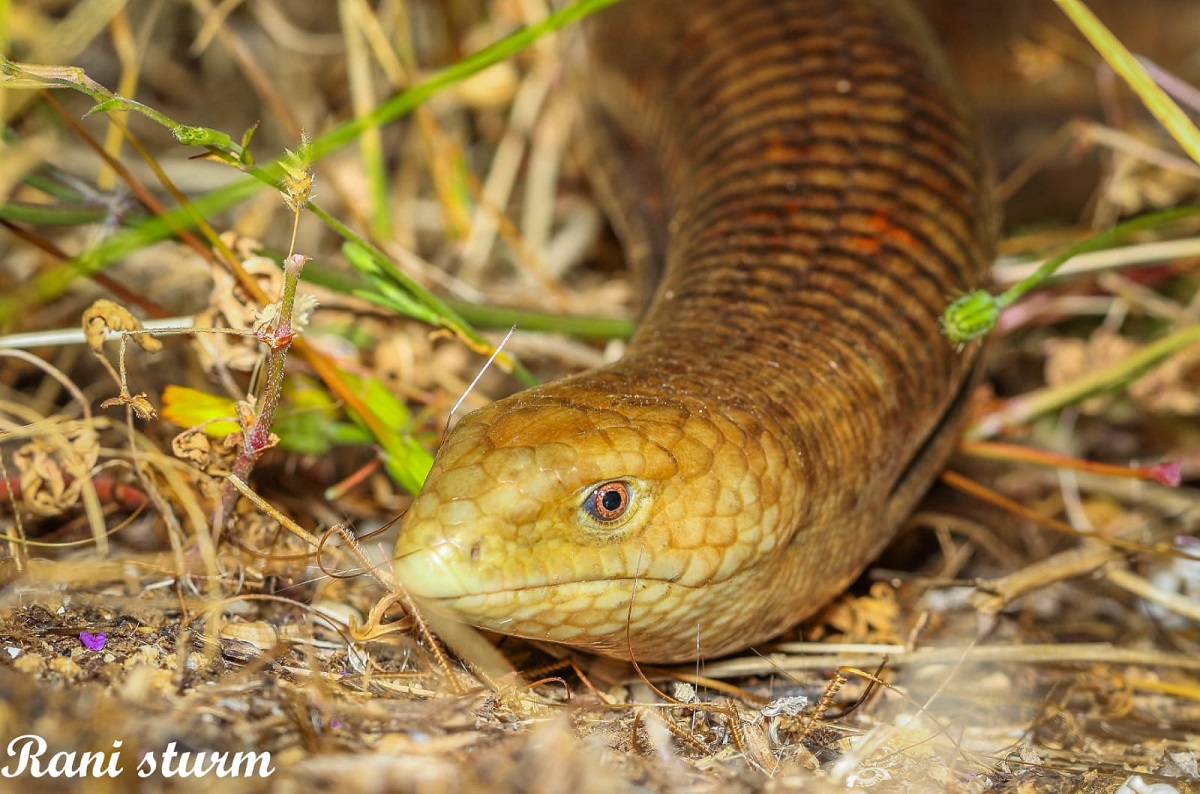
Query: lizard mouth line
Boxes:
[
  {"xmin": 393, "ymin": 543, "xmax": 720, "ymax": 602},
  {"xmin": 397, "ymin": 572, "xmax": 706, "ymax": 603}
]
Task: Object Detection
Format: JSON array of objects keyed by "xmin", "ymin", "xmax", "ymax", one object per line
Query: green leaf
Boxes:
[
  {"xmin": 87, "ymin": 97, "xmax": 127, "ymax": 116},
  {"xmin": 173, "ymin": 125, "xmax": 233, "ymax": 150},
  {"xmin": 335, "ymin": 370, "xmax": 434, "ymax": 492},
  {"xmin": 343, "ymin": 242, "xmax": 444, "ymax": 326}
]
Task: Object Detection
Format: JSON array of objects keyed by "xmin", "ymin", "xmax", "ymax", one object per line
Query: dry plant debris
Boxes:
[{"xmin": 1, "ymin": 1, "xmax": 1199, "ymax": 792}]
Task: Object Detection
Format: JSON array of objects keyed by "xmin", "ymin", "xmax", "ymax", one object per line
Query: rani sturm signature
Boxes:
[{"xmin": 1, "ymin": 734, "xmax": 274, "ymax": 780}]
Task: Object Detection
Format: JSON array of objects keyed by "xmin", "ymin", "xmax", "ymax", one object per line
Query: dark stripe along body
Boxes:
[{"xmin": 393, "ymin": 0, "xmax": 995, "ymax": 662}]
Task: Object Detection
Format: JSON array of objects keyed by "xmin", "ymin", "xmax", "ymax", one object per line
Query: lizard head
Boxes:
[{"xmin": 392, "ymin": 374, "xmax": 798, "ymax": 661}]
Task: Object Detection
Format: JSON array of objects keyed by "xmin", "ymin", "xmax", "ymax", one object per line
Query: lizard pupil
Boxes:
[{"xmin": 586, "ymin": 481, "xmax": 630, "ymax": 522}]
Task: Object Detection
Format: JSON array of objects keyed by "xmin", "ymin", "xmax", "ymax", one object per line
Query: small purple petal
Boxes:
[
  {"xmin": 79, "ymin": 631, "xmax": 107, "ymax": 651},
  {"xmin": 329, "ymin": 718, "xmax": 342, "ymax": 730}
]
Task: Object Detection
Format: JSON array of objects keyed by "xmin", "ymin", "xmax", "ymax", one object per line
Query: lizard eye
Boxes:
[{"xmin": 583, "ymin": 481, "xmax": 632, "ymax": 523}]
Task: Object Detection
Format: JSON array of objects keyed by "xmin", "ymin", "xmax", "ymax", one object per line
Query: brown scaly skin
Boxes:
[{"xmin": 394, "ymin": 0, "xmax": 995, "ymax": 662}]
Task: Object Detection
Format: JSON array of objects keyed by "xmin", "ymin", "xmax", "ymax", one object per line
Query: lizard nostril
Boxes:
[{"xmin": 469, "ymin": 541, "xmax": 482, "ymax": 561}]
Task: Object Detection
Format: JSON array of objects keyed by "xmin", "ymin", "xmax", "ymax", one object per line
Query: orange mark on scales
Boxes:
[
  {"xmin": 765, "ymin": 137, "xmax": 807, "ymax": 163},
  {"xmin": 849, "ymin": 211, "xmax": 916, "ymax": 253}
]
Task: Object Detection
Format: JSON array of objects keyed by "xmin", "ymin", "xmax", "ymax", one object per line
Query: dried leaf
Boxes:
[
  {"xmin": 193, "ymin": 250, "xmax": 280, "ymax": 374},
  {"xmin": 172, "ymin": 430, "xmax": 212, "ymax": 469},
  {"xmin": 81, "ymin": 299, "xmax": 163, "ymax": 354},
  {"xmin": 11, "ymin": 424, "xmax": 99, "ymax": 516},
  {"xmin": 100, "ymin": 393, "xmax": 157, "ymax": 420}
]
